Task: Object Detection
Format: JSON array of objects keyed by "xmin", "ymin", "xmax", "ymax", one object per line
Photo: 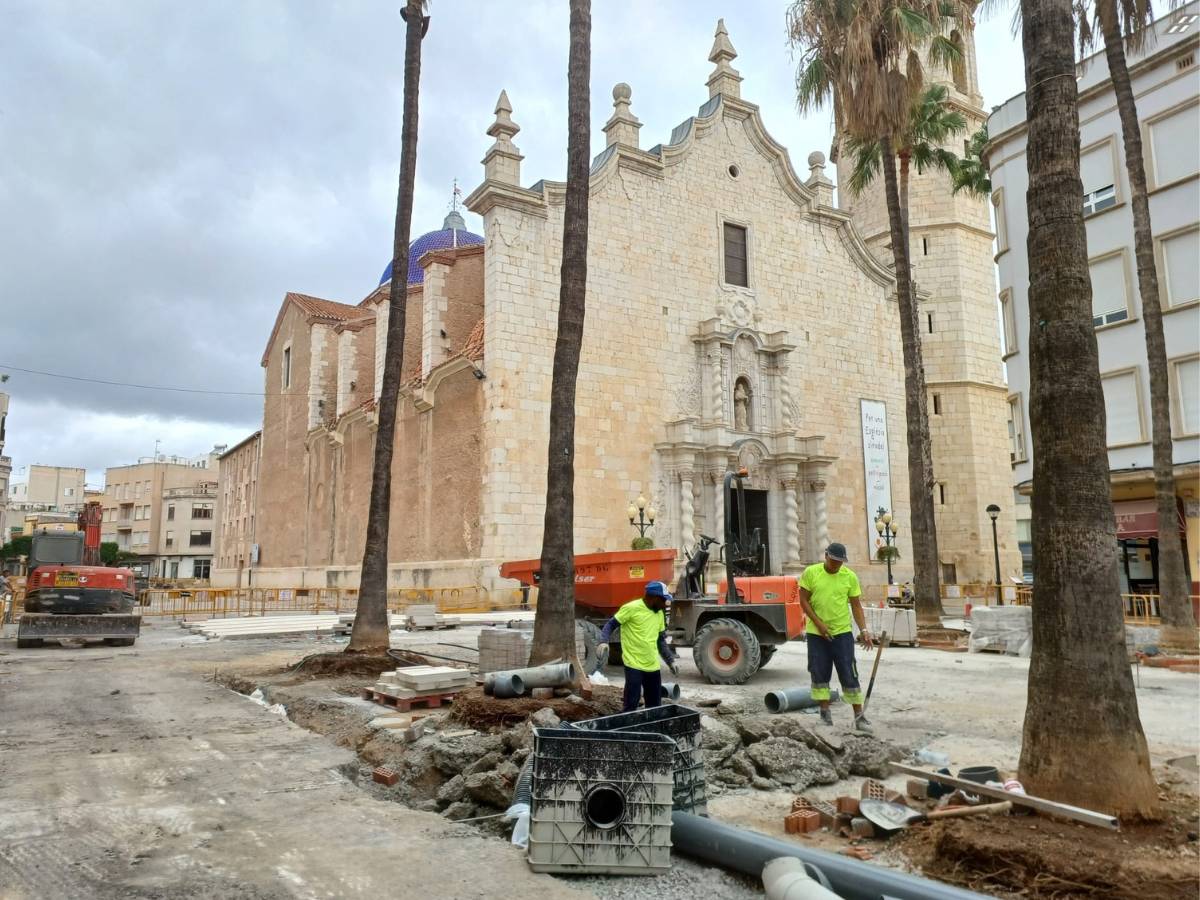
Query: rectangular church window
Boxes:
[{"xmin": 723, "ymin": 223, "xmax": 748, "ymax": 287}]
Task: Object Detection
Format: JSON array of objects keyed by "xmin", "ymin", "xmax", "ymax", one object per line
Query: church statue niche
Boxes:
[{"xmin": 733, "ymin": 377, "xmax": 752, "ymax": 431}]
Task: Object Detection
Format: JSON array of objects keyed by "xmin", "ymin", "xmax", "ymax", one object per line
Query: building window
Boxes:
[
  {"xmin": 922, "ymin": 236, "xmax": 930, "ymax": 256},
  {"xmin": 949, "ymin": 30, "xmax": 968, "ymax": 93},
  {"xmin": 193, "ymin": 558, "xmax": 211, "ymax": 580},
  {"xmin": 1000, "ymin": 289, "xmax": 1018, "ymax": 357},
  {"xmin": 190, "ymin": 530, "xmax": 212, "ymax": 547},
  {"xmin": 991, "ymin": 189, "xmax": 1008, "ymax": 255},
  {"xmin": 933, "ymin": 393, "xmax": 943, "ymax": 416},
  {"xmin": 938, "ymin": 483, "xmax": 947, "ymax": 505},
  {"xmin": 723, "ymin": 222, "xmax": 749, "ymax": 287},
  {"xmin": 927, "ymin": 312, "xmax": 934, "ymax": 334},
  {"xmin": 1100, "ymin": 369, "xmax": 1146, "ymax": 447},
  {"xmin": 1148, "ymin": 101, "xmax": 1200, "ymax": 187},
  {"xmin": 283, "ymin": 345, "xmax": 292, "ymax": 390},
  {"xmin": 167, "ymin": 505, "xmax": 174, "ymax": 521},
  {"xmin": 64, "ymin": 487, "xmax": 74, "ymax": 497},
  {"xmin": 1157, "ymin": 226, "xmax": 1200, "ymax": 308},
  {"xmin": 192, "ymin": 503, "xmax": 214, "ymax": 520},
  {"xmin": 165, "ymin": 531, "xmax": 174, "ymax": 548},
  {"xmin": 1080, "ymin": 139, "xmax": 1118, "ymax": 215},
  {"xmin": 1007, "ymin": 394, "xmax": 1027, "ymax": 462},
  {"xmin": 1082, "ymin": 184, "xmax": 1117, "ymax": 216},
  {"xmin": 1089, "ymin": 252, "xmax": 1132, "ymax": 327},
  {"xmin": 1171, "ymin": 356, "xmax": 1200, "ymax": 437}
]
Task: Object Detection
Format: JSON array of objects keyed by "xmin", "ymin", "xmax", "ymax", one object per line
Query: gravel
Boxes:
[{"xmin": 567, "ymin": 853, "xmax": 762, "ymax": 899}]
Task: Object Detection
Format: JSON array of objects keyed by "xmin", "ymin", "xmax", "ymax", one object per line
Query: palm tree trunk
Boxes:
[
  {"xmin": 881, "ymin": 139, "xmax": 943, "ymax": 624},
  {"xmin": 898, "ymin": 150, "xmax": 911, "ymax": 246},
  {"xmin": 347, "ymin": 2, "xmax": 426, "ymax": 653},
  {"xmin": 530, "ymin": 0, "xmax": 591, "ymax": 666},
  {"xmin": 1017, "ymin": 0, "xmax": 1159, "ymax": 817},
  {"xmin": 1098, "ymin": 7, "xmax": 1196, "ymax": 648}
]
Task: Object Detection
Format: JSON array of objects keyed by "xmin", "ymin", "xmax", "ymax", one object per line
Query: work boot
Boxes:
[
  {"xmin": 854, "ymin": 713, "xmax": 874, "ymax": 734},
  {"xmin": 819, "ymin": 706, "xmax": 834, "ymax": 727}
]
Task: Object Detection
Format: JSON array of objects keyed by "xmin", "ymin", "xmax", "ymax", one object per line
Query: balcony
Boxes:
[{"xmin": 164, "ymin": 483, "xmax": 218, "ymax": 499}]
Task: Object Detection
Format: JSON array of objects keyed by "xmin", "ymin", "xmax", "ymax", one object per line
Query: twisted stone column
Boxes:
[
  {"xmin": 779, "ymin": 367, "xmax": 795, "ymax": 430},
  {"xmin": 782, "ymin": 476, "xmax": 801, "ymax": 565},
  {"xmin": 679, "ymin": 470, "xmax": 696, "ymax": 552},
  {"xmin": 709, "ymin": 351, "xmax": 724, "ymax": 424},
  {"xmin": 810, "ymin": 480, "xmax": 829, "ymax": 555},
  {"xmin": 709, "ymin": 469, "xmax": 725, "ymax": 541}
]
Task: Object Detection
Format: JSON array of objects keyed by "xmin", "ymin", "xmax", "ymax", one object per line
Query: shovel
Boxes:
[{"xmin": 860, "ymin": 798, "xmax": 1013, "ymax": 833}]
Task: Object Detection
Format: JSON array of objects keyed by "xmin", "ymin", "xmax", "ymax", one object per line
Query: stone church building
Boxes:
[{"xmin": 223, "ymin": 20, "xmax": 1019, "ymax": 594}]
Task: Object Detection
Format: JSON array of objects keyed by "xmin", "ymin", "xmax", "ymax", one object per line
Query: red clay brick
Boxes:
[
  {"xmin": 836, "ymin": 796, "xmax": 860, "ymax": 815},
  {"xmin": 372, "ymin": 766, "xmax": 399, "ymax": 786}
]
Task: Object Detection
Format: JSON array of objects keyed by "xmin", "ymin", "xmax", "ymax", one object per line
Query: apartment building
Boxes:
[
  {"xmin": 986, "ymin": 2, "xmax": 1200, "ymax": 592},
  {"xmin": 158, "ymin": 480, "xmax": 219, "ymax": 580},
  {"xmin": 100, "ymin": 450, "xmax": 222, "ymax": 578},
  {"xmin": 213, "ymin": 431, "xmax": 260, "ymax": 587},
  {"xmin": 5, "ymin": 464, "xmax": 89, "ymax": 537}
]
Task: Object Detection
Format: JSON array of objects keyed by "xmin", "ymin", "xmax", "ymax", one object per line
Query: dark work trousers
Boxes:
[
  {"xmin": 806, "ymin": 631, "xmax": 864, "ymax": 705},
  {"xmin": 622, "ymin": 666, "xmax": 662, "ymax": 712}
]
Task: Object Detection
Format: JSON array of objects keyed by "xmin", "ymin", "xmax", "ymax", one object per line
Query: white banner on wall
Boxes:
[{"xmin": 860, "ymin": 399, "xmax": 893, "ymax": 559}]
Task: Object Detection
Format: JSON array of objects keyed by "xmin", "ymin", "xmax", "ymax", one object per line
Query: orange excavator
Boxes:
[
  {"xmin": 499, "ymin": 468, "xmax": 807, "ymax": 685},
  {"xmin": 17, "ymin": 501, "xmax": 140, "ymax": 648}
]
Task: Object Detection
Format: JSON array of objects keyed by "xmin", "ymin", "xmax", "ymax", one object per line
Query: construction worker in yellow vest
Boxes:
[
  {"xmin": 597, "ymin": 581, "xmax": 679, "ymax": 712},
  {"xmin": 798, "ymin": 542, "xmax": 876, "ymax": 733}
]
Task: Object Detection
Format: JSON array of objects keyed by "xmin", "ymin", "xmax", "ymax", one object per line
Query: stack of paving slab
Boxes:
[
  {"xmin": 184, "ymin": 614, "xmax": 355, "ymax": 640},
  {"xmin": 478, "ymin": 626, "xmax": 533, "ymax": 675},
  {"xmin": 968, "ymin": 605, "xmax": 1033, "ymax": 657},
  {"xmin": 373, "ymin": 665, "xmax": 472, "ymax": 701},
  {"xmin": 404, "ymin": 604, "xmax": 462, "ymax": 630}
]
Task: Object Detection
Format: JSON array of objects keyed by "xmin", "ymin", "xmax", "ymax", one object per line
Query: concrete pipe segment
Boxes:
[
  {"xmin": 491, "ymin": 674, "xmax": 526, "ymax": 698},
  {"xmin": 763, "ymin": 688, "xmax": 839, "ymax": 713},
  {"xmin": 660, "ymin": 682, "xmax": 682, "ymax": 701},
  {"xmin": 671, "ymin": 811, "xmax": 989, "ymax": 900}
]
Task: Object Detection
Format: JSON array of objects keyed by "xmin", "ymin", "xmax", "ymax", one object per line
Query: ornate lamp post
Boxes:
[
  {"xmin": 874, "ymin": 507, "xmax": 899, "ymax": 585},
  {"xmin": 628, "ymin": 494, "xmax": 657, "ymax": 544},
  {"xmin": 986, "ymin": 504, "xmax": 1003, "ymax": 606}
]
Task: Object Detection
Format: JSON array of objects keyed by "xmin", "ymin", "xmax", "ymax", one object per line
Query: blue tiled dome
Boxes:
[{"xmin": 378, "ymin": 210, "xmax": 483, "ymax": 286}]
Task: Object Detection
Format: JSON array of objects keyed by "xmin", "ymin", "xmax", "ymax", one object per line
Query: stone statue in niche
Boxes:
[{"xmin": 734, "ymin": 378, "xmax": 751, "ymax": 431}]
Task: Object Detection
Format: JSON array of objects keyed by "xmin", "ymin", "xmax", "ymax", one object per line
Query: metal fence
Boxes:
[{"xmin": 135, "ymin": 585, "xmax": 533, "ymax": 619}]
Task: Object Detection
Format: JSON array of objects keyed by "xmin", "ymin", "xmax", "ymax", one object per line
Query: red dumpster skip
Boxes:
[{"xmin": 498, "ymin": 549, "xmax": 677, "ymax": 618}]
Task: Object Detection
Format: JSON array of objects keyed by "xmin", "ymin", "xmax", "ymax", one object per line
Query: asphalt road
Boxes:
[{"xmin": 0, "ymin": 623, "xmax": 589, "ymax": 900}]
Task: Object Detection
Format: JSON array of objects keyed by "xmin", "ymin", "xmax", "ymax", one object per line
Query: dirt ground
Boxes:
[{"xmin": 2, "ymin": 615, "xmax": 1196, "ymax": 899}]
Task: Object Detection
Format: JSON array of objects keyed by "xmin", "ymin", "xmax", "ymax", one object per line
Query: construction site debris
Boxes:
[
  {"xmin": 372, "ymin": 766, "xmax": 400, "ymax": 786},
  {"xmin": 891, "ymin": 763, "xmax": 1120, "ymax": 829}
]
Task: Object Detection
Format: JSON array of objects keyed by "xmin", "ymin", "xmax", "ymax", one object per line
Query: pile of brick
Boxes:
[
  {"xmin": 367, "ymin": 665, "xmax": 472, "ymax": 710},
  {"xmin": 404, "ymin": 604, "xmax": 462, "ymax": 631},
  {"xmin": 478, "ymin": 627, "xmax": 532, "ymax": 675},
  {"xmin": 785, "ymin": 779, "xmax": 911, "ymax": 842}
]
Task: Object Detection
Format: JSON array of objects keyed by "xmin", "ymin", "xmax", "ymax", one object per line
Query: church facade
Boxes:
[{"xmin": 220, "ymin": 20, "xmax": 1020, "ymax": 594}]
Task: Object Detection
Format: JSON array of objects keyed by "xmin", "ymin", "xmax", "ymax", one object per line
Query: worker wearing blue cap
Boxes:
[{"xmin": 598, "ymin": 581, "xmax": 679, "ymax": 712}]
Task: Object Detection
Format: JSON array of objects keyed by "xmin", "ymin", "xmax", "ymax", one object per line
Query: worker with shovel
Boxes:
[
  {"xmin": 798, "ymin": 542, "xmax": 876, "ymax": 733},
  {"xmin": 597, "ymin": 581, "xmax": 680, "ymax": 712}
]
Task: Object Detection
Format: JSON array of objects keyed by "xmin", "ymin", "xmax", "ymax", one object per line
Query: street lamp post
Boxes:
[
  {"xmin": 874, "ymin": 507, "xmax": 899, "ymax": 585},
  {"xmin": 628, "ymin": 494, "xmax": 657, "ymax": 542},
  {"xmin": 986, "ymin": 504, "xmax": 1002, "ymax": 606}
]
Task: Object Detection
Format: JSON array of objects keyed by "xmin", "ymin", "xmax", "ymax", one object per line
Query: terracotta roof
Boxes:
[
  {"xmin": 261, "ymin": 291, "xmax": 376, "ymax": 366},
  {"xmin": 286, "ymin": 292, "xmax": 371, "ymax": 323},
  {"xmin": 460, "ymin": 318, "xmax": 484, "ymax": 363}
]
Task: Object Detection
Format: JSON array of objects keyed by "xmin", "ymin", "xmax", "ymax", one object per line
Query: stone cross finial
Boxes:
[
  {"xmin": 603, "ymin": 82, "xmax": 642, "ymax": 148},
  {"xmin": 483, "ymin": 89, "xmax": 524, "ymax": 184},
  {"xmin": 707, "ymin": 18, "xmax": 743, "ymax": 99}
]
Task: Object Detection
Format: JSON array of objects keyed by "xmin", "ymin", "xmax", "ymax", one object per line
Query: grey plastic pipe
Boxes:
[
  {"xmin": 671, "ymin": 812, "xmax": 989, "ymax": 900},
  {"xmin": 491, "ymin": 673, "xmax": 526, "ymax": 698},
  {"xmin": 487, "ymin": 662, "xmax": 575, "ymax": 692},
  {"xmin": 763, "ymin": 687, "xmax": 839, "ymax": 713},
  {"xmin": 661, "ymin": 682, "xmax": 681, "ymax": 701},
  {"xmin": 762, "ymin": 858, "xmax": 840, "ymax": 900}
]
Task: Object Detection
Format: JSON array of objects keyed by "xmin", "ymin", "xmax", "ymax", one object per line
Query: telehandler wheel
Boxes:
[
  {"xmin": 757, "ymin": 645, "xmax": 777, "ymax": 668},
  {"xmin": 694, "ymin": 618, "xmax": 761, "ymax": 684}
]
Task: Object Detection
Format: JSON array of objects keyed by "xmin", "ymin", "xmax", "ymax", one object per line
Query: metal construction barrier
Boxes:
[{"xmin": 136, "ymin": 585, "xmax": 533, "ymax": 619}]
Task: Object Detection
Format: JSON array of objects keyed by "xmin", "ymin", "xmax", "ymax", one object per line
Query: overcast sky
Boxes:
[{"xmin": 0, "ymin": 1, "xmax": 1027, "ymax": 486}]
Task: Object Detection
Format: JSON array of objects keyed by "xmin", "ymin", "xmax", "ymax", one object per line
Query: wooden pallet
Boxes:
[
  {"xmin": 406, "ymin": 623, "xmax": 459, "ymax": 631},
  {"xmin": 362, "ymin": 688, "xmax": 458, "ymax": 711}
]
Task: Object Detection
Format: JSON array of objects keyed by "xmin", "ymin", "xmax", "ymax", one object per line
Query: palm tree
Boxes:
[
  {"xmin": 1079, "ymin": 0, "xmax": 1197, "ymax": 647},
  {"xmin": 1016, "ymin": 0, "xmax": 1159, "ymax": 816},
  {"xmin": 952, "ymin": 123, "xmax": 991, "ymax": 197},
  {"xmin": 789, "ymin": 0, "xmax": 966, "ymax": 624},
  {"xmin": 347, "ymin": 1, "xmax": 430, "ymax": 654},
  {"xmin": 842, "ymin": 84, "xmax": 968, "ymax": 239},
  {"xmin": 530, "ymin": 0, "xmax": 591, "ymax": 666}
]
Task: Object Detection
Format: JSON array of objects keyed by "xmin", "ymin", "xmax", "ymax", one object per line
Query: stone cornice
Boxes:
[{"xmin": 464, "ymin": 179, "xmax": 548, "ymax": 219}]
